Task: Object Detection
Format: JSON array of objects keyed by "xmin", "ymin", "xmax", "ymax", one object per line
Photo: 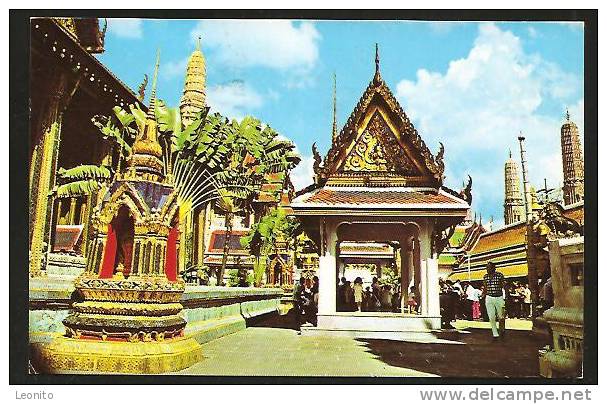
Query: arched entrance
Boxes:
[
  {"xmin": 99, "ymin": 205, "xmax": 134, "ymax": 278},
  {"xmin": 336, "ymin": 221, "xmax": 422, "ymax": 313}
]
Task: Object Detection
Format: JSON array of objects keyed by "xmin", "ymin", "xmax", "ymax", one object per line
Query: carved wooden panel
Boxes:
[{"xmin": 342, "ymin": 112, "xmax": 418, "ymax": 176}]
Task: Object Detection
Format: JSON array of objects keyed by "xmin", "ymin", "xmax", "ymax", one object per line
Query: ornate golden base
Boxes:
[{"xmin": 37, "ymin": 336, "xmax": 203, "ymax": 374}]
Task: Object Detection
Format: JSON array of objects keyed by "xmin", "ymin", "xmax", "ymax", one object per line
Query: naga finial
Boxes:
[
  {"xmin": 137, "ymin": 74, "xmax": 148, "ymax": 102},
  {"xmin": 436, "ymin": 142, "xmax": 445, "ymax": 179},
  {"xmin": 312, "ymin": 142, "xmax": 322, "ymax": 176},
  {"xmin": 460, "ymin": 175, "xmax": 473, "ymax": 205}
]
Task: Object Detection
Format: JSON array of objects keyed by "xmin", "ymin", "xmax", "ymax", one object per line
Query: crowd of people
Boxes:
[
  {"xmin": 292, "ymin": 275, "xmax": 421, "ymax": 328},
  {"xmin": 334, "ymin": 276, "xmax": 416, "ymax": 313},
  {"xmin": 439, "ymin": 277, "xmax": 534, "ymax": 328}
]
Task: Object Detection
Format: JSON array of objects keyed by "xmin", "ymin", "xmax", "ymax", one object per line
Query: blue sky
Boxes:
[{"xmin": 98, "ymin": 19, "xmax": 584, "ymax": 228}]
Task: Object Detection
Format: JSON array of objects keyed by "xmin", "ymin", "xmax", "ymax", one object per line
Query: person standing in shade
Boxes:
[
  {"xmin": 483, "ymin": 261, "xmax": 506, "ymax": 341},
  {"xmin": 523, "ymin": 283, "xmax": 532, "ymax": 318},
  {"xmin": 353, "ymin": 277, "xmax": 364, "ymax": 312},
  {"xmin": 292, "ymin": 277, "xmax": 305, "ymax": 328}
]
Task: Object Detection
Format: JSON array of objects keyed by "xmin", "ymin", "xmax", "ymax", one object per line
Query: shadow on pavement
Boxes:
[
  {"xmin": 246, "ymin": 309, "xmax": 300, "ymax": 330},
  {"xmin": 356, "ymin": 328, "xmax": 545, "ymax": 378}
]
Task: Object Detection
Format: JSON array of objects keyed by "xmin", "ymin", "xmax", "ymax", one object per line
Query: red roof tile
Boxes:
[{"xmin": 303, "ymin": 189, "xmax": 462, "ymax": 206}]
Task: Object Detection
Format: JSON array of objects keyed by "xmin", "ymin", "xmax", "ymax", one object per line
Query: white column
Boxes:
[
  {"xmin": 417, "ymin": 220, "xmax": 437, "ymax": 316},
  {"xmin": 425, "ymin": 257, "xmax": 440, "ymax": 317},
  {"xmin": 420, "ymin": 258, "xmax": 428, "ymax": 315},
  {"xmin": 318, "ymin": 219, "xmax": 337, "ymax": 315}
]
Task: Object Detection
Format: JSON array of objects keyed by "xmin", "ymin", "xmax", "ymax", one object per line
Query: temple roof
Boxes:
[
  {"xmin": 33, "ymin": 18, "xmax": 143, "ymax": 109},
  {"xmin": 206, "ymin": 230, "xmax": 249, "ymax": 255},
  {"xmin": 319, "ymin": 46, "xmax": 444, "ymax": 188},
  {"xmin": 292, "ymin": 186, "xmax": 468, "ymax": 214},
  {"xmin": 447, "ymin": 201, "xmax": 585, "ymax": 281}
]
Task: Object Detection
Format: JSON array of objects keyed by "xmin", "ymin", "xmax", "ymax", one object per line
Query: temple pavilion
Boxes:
[{"xmin": 290, "ymin": 46, "xmax": 471, "ymax": 337}]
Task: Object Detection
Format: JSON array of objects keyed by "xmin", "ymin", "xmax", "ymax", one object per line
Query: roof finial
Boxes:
[
  {"xmin": 332, "ymin": 72, "xmax": 338, "ymax": 141},
  {"xmin": 565, "ymin": 107, "xmax": 570, "ymax": 122},
  {"xmin": 373, "ymin": 43, "xmax": 382, "ymax": 84},
  {"xmin": 509, "ymin": 148, "xmax": 512, "ymax": 159},
  {"xmin": 375, "ymin": 43, "xmax": 380, "ymax": 74},
  {"xmin": 196, "ymin": 36, "xmax": 202, "ymax": 51}
]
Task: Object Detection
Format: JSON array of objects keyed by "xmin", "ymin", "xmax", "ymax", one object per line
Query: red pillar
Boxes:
[
  {"xmin": 165, "ymin": 223, "xmax": 179, "ymax": 281},
  {"xmin": 99, "ymin": 224, "xmax": 117, "ymax": 279}
]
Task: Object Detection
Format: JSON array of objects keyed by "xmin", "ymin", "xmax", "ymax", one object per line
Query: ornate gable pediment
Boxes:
[
  {"xmin": 320, "ymin": 65, "xmax": 444, "ymax": 188},
  {"xmin": 341, "ymin": 111, "xmax": 421, "ymax": 176},
  {"xmin": 318, "ymin": 60, "xmax": 444, "ymax": 187}
]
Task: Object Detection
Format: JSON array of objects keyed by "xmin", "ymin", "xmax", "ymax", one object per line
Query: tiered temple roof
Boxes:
[
  {"xmin": 448, "ymin": 201, "xmax": 584, "ymax": 281},
  {"xmin": 293, "ymin": 45, "xmax": 470, "ymax": 225}
]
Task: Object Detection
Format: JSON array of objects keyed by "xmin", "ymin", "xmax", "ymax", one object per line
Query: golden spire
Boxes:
[
  {"xmin": 147, "ymin": 49, "xmax": 160, "ymax": 119},
  {"xmin": 180, "ymin": 37, "xmax": 207, "ymax": 128},
  {"xmin": 332, "ymin": 72, "xmax": 338, "ymax": 142},
  {"xmin": 129, "ymin": 49, "xmax": 164, "ymax": 180}
]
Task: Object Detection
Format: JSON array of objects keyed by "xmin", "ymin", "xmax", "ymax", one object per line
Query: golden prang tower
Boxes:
[
  {"xmin": 179, "ymin": 37, "xmax": 207, "ymax": 128},
  {"xmin": 504, "ymin": 150, "xmax": 525, "ymax": 225},
  {"xmin": 561, "ymin": 109, "xmax": 584, "ymax": 205}
]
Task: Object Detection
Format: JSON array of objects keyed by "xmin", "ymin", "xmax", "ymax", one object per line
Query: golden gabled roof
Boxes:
[{"xmin": 321, "ymin": 45, "xmax": 444, "ymax": 187}]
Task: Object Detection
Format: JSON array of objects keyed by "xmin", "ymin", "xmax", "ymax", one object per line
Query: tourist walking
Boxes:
[
  {"xmin": 353, "ymin": 277, "xmax": 364, "ymax": 312},
  {"xmin": 483, "ymin": 261, "xmax": 506, "ymax": 341}
]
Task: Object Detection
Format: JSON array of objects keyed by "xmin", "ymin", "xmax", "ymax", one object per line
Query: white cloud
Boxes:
[
  {"xmin": 290, "ymin": 154, "xmax": 315, "ymax": 191},
  {"xmin": 107, "ymin": 18, "xmax": 143, "ymax": 39},
  {"xmin": 527, "ymin": 27, "xmax": 539, "ymax": 39},
  {"xmin": 206, "ymin": 81, "xmax": 263, "ymax": 120},
  {"xmin": 190, "ymin": 20, "xmax": 321, "ymax": 74},
  {"xmin": 395, "ymin": 23, "xmax": 582, "ymax": 224},
  {"xmin": 161, "ymin": 57, "xmax": 188, "ymax": 80}
]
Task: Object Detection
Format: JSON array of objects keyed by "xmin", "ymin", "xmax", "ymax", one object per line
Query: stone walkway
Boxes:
[{"xmin": 177, "ymin": 314, "xmax": 545, "ymax": 377}]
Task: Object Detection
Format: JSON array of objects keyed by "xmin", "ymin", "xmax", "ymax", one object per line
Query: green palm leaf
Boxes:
[
  {"xmin": 58, "ymin": 165, "xmax": 111, "ymax": 181},
  {"xmin": 56, "ymin": 179, "xmax": 101, "ymax": 197}
]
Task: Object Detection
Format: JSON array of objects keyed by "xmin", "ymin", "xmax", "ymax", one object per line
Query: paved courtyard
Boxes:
[{"xmin": 177, "ymin": 313, "xmax": 545, "ymax": 377}]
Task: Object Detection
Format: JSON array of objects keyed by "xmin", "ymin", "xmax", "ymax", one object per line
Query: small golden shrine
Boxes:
[{"xmin": 38, "ymin": 52, "xmax": 202, "ymax": 374}]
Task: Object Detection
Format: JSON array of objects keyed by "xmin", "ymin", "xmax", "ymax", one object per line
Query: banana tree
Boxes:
[
  {"xmin": 215, "ymin": 191, "xmax": 244, "ymax": 285},
  {"xmin": 56, "ymin": 104, "xmax": 143, "ymax": 198}
]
